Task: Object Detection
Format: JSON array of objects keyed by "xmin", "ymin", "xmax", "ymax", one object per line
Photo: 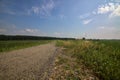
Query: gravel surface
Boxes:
[{"xmin": 0, "ymin": 43, "xmax": 59, "ymax": 80}]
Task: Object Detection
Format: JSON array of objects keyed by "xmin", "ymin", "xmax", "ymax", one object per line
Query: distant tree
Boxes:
[{"xmin": 82, "ymin": 37, "xmax": 85, "ymax": 40}]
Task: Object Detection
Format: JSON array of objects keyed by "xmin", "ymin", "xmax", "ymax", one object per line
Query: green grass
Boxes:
[
  {"xmin": 56, "ymin": 40, "xmax": 120, "ymax": 80},
  {"xmin": 0, "ymin": 40, "xmax": 51, "ymax": 52}
]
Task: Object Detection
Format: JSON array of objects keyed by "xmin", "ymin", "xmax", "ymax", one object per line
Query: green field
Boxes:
[
  {"xmin": 0, "ymin": 40, "xmax": 50, "ymax": 52},
  {"xmin": 55, "ymin": 40, "xmax": 120, "ymax": 80}
]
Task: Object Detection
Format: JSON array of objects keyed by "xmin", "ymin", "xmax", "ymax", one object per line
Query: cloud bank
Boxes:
[{"xmin": 97, "ymin": 3, "xmax": 120, "ymax": 17}]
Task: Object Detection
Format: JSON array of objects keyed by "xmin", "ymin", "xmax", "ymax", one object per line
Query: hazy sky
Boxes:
[{"xmin": 0, "ymin": 0, "xmax": 120, "ymax": 39}]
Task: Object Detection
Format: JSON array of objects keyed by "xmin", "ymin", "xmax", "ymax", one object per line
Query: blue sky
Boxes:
[{"xmin": 0, "ymin": 0, "xmax": 120, "ymax": 39}]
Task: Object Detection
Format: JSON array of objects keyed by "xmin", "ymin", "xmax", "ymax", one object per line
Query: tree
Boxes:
[{"xmin": 82, "ymin": 37, "xmax": 85, "ymax": 40}]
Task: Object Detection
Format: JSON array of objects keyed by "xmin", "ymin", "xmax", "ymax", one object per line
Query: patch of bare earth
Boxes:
[
  {"xmin": 49, "ymin": 48, "xmax": 99, "ymax": 80},
  {"xmin": 0, "ymin": 43, "xmax": 60, "ymax": 80}
]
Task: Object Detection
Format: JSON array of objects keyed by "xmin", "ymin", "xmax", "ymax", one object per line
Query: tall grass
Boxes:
[
  {"xmin": 0, "ymin": 40, "xmax": 50, "ymax": 52},
  {"xmin": 56, "ymin": 40, "xmax": 120, "ymax": 80}
]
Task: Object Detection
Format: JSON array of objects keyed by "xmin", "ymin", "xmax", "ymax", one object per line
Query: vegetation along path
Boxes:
[{"xmin": 0, "ymin": 43, "xmax": 60, "ymax": 80}]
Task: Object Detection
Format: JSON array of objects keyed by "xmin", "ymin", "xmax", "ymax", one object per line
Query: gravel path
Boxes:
[{"xmin": 0, "ymin": 43, "xmax": 59, "ymax": 80}]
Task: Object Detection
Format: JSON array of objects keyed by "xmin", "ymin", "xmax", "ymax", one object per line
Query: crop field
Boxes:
[
  {"xmin": 0, "ymin": 40, "xmax": 50, "ymax": 52},
  {"xmin": 50, "ymin": 40, "xmax": 120, "ymax": 80}
]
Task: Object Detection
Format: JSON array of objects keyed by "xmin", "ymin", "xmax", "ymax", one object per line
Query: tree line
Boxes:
[{"xmin": 0, "ymin": 35, "xmax": 75, "ymax": 40}]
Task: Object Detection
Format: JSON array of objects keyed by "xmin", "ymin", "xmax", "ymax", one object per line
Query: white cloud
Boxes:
[
  {"xmin": 0, "ymin": 29, "xmax": 7, "ymax": 33},
  {"xmin": 0, "ymin": 20, "xmax": 46, "ymax": 36},
  {"xmin": 0, "ymin": 0, "xmax": 55, "ymax": 16},
  {"xmin": 32, "ymin": 7, "xmax": 40, "ymax": 14},
  {"xmin": 83, "ymin": 19, "xmax": 92, "ymax": 25},
  {"xmin": 24, "ymin": 29, "xmax": 38, "ymax": 33},
  {"xmin": 16, "ymin": 28, "xmax": 47, "ymax": 36},
  {"xmin": 110, "ymin": 5, "xmax": 120, "ymax": 17},
  {"xmin": 54, "ymin": 32, "xmax": 63, "ymax": 36},
  {"xmin": 31, "ymin": 0, "xmax": 55, "ymax": 16},
  {"xmin": 79, "ymin": 13, "xmax": 91, "ymax": 19},
  {"xmin": 97, "ymin": 2, "xmax": 120, "ymax": 17},
  {"xmin": 97, "ymin": 3, "xmax": 115, "ymax": 14}
]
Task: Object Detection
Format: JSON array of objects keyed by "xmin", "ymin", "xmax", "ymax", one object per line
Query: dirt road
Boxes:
[{"xmin": 0, "ymin": 43, "xmax": 59, "ymax": 80}]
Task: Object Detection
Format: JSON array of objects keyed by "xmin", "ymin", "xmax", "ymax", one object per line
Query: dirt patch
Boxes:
[{"xmin": 0, "ymin": 43, "xmax": 60, "ymax": 80}]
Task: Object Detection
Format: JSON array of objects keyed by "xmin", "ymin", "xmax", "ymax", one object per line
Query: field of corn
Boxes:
[
  {"xmin": 0, "ymin": 40, "xmax": 50, "ymax": 52},
  {"xmin": 50, "ymin": 40, "xmax": 120, "ymax": 80}
]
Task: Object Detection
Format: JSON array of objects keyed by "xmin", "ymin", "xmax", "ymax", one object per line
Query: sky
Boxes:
[{"xmin": 0, "ymin": 0, "xmax": 120, "ymax": 39}]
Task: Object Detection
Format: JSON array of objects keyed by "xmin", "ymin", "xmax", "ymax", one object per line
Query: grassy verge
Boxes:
[
  {"xmin": 0, "ymin": 40, "xmax": 51, "ymax": 53},
  {"xmin": 51, "ymin": 40, "xmax": 120, "ymax": 80}
]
